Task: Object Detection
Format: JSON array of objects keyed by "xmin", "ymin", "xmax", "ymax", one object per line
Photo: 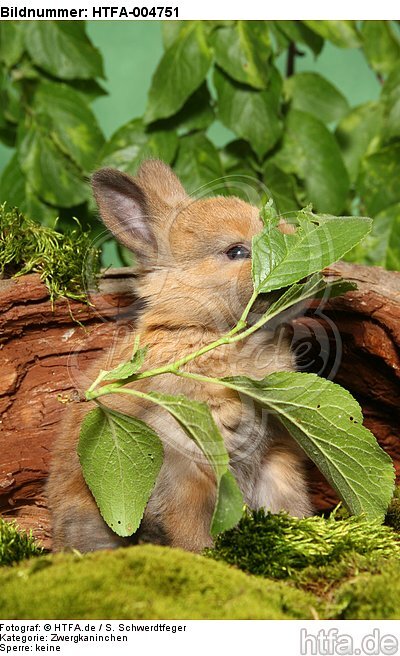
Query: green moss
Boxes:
[
  {"xmin": 0, "ymin": 203, "xmax": 99, "ymax": 304},
  {"xmin": 2, "ymin": 537, "xmax": 400, "ymax": 620},
  {"xmin": 0, "ymin": 544, "xmax": 321, "ymax": 619},
  {"xmin": 334, "ymin": 561, "xmax": 400, "ymax": 619},
  {"xmin": 1, "ymin": 526, "xmax": 400, "ymax": 619},
  {"xmin": 206, "ymin": 509, "xmax": 400, "ymax": 580},
  {"xmin": 0, "ymin": 518, "xmax": 43, "ymax": 566},
  {"xmin": 294, "ymin": 551, "xmax": 395, "ymax": 600}
]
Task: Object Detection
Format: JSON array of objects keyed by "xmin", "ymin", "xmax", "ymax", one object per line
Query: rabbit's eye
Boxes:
[{"xmin": 225, "ymin": 245, "xmax": 251, "ymax": 260}]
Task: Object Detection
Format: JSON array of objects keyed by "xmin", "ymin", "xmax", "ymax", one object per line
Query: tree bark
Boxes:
[
  {"xmin": 0, "ymin": 269, "xmax": 139, "ymax": 549},
  {"xmin": 0, "ymin": 263, "xmax": 399, "ymax": 549}
]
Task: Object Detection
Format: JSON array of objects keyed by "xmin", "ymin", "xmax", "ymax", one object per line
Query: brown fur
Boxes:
[{"xmin": 47, "ymin": 160, "xmax": 312, "ymax": 553}]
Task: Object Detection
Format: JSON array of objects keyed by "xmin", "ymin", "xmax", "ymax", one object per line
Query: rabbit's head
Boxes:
[{"xmin": 92, "ymin": 160, "xmax": 264, "ymax": 332}]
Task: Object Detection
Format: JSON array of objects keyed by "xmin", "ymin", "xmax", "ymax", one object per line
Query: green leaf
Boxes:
[
  {"xmin": 344, "ymin": 202, "xmax": 400, "ymax": 271},
  {"xmin": 222, "ymin": 372, "xmax": 395, "ymax": 521},
  {"xmin": 221, "ymin": 139, "xmax": 259, "ymax": 171},
  {"xmin": 214, "ymin": 66, "xmax": 282, "ymax": 159},
  {"xmin": 144, "ymin": 392, "xmax": 244, "ymax": 536},
  {"xmin": 145, "ymin": 22, "xmax": 212, "ymax": 124},
  {"xmin": 0, "ymin": 67, "xmax": 23, "ymax": 127},
  {"xmin": 273, "ymin": 21, "xmax": 324, "ymax": 55},
  {"xmin": 263, "ymin": 273, "xmax": 356, "ymax": 319},
  {"xmin": 357, "ymin": 143, "xmax": 400, "ymax": 215},
  {"xmin": 154, "ymin": 83, "xmax": 215, "ymax": 133},
  {"xmin": 78, "ymin": 407, "xmax": 164, "ymax": 537},
  {"xmin": 0, "ymin": 154, "xmax": 25, "ymax": 207},
  {"xmin": 263, "ymin": 162, "xmax": 300, "ymax": 215},
  {"xmin": 381, "ymin": 69, "xmax": 400, "ymax": 141},
  {"xmin": 267, "ymin": 22, "xmax": 292, "ymax": 54},
  {"xmin": 33, "ymin": 82, "xmax": 104, "ymax": 173},
  {"xmin": 18, "ymin": 122, "xmax": 89, "ymax": 207},
  {"xmin": 203, "ymin": 20, "xmax": 236, "ymax": 35},
  {"xmin": 0, "ymin": 68, "xmax": 7, "ymax": 127},
  {"xmin": 0, "ymin": 154, "xmax": 57, "ymax": 225},
  {"xmin": 174, "ymin": 133, "xmax": 224, "ymax": 194},
  {"xmin": 25, "ymin": 21, "xmax": 104, "ymax": 80},
  {"xmin": 101, "ymin": 347, "xmax": 148, "ymax": 382},
  {"xmin": 212, "ymin": 471, "xmax": 245, "ymax": 535},
  {"xmin": 335, "ymin": 102, "xmax": 384, "ymax": 183},
  {"xmin": 0, "ymin": 129, "xmax": 14, "ymax": 149},
  {"xmin": 387, "ymin": 211, "xmax": 400, "ymax": 271},
  {"xmin": 252, "ymin": 207, "xmax": 372, "ymax": 293},
  {"xmin": 273, "ymin": 109, "xmax": 350, "ymax": 214},
  {"xmin": 101, "ymin": 118, "xmax": 178, "ymax": 175},
  {"xmin": 284, "ymin": 73, "xmax": 349, "ymax": 124},
  {"xmin": 68, "ymin": 79, "xmax": 108, "ymax": 103},
  {"xmin": 23, "ymin": 186, "xmax": 58, "ymax": 226},
  {"xmin": 8, "ymin": 57, "xmax": 40, "ymax": 83},
  {"xmin": 218, "ymin": 140, "xmax": 260, "ymax": 200},
  {"xmin": 210, "ymin": 22, "xmax": 272, "ymax": 89},
  {"xmin": 0, "ymin": 22, "xmax": 24, "ymax": 67},
  {"xmin": 147, "ymin": 394, "xmax": 228, "ymax": 475},
  {"xmin": 303, "ymin": 21, "xmax": 361, "ymax": 48},
  {"xmin": 161, "ymin": 21, "xmax": 187, "ymax": 49},
  {"xmin": 362, "ymin": 21, "xmax": 400, "ymax": 77}
]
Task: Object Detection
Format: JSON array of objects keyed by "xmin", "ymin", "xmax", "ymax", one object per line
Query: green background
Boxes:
[{"xmin": 0, "ymin": 20, "xmax": 380, "ymax": 177}]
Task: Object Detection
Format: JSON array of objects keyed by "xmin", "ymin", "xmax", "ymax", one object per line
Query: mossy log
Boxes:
[{"xmin": 0, "ymin": 263, "xmax": 399, "ymax": 549}]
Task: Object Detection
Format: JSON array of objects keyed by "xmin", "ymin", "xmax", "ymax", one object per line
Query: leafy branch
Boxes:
[{"xmin": 78, "ymin": 205, "xmax": 395, "ymax": 540}]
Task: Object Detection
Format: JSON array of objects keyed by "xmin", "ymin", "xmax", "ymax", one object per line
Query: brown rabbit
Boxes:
[{"xmin": 47, "ymin": 160, "xmax": 312, "ymax": 553}]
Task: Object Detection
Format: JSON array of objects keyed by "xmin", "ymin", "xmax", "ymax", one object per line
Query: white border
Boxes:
[{"xmin": 0, "ymin": 0, "xmax": 398, "ymax": 20}]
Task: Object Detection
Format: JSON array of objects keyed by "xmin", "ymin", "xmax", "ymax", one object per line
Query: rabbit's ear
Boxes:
[
  {"xmin": 92, "ymin": 168, "xmax": 156, "ymax": 260},
  {"xmin": 136, "ymin": 159, "xmax": 188, "ymax": 207}
]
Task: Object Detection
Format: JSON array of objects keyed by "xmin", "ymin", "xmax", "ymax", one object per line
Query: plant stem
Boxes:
[
  {"xmin": 90, "ymin": 377, "xmax": 229, "ymax": 406},
  {"xmin": 87, "ymin": 369, "xmax": 109, "ymax": 393},
  {"xmin": 145, "ymin": 289, "xmax": 258, "ymax": 367},
  {"xmin": 85, "ymin": 289, "xmax": 292, "ymax": 402},
  {"xmin": 230, "ymin": 289, "xmax": 258, "ymax": 334},
  {"xmin": 286, "ymin": 41, "xmax": 296, "ymax": 77},
  {"xmin": 85, "ymin": 276, "xmax": 327, "ymax": 403},
  {"xmin": 86, "ymin": 289, "xmax": 259, "ymax": 398}
]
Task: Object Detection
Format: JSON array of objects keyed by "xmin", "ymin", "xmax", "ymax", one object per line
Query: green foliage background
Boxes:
[{"xmin": 0, "ymin": 20, "xmax": 399, "ymax": 270}]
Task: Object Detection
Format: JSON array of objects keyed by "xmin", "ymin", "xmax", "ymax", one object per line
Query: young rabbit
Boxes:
[{"xmin": 47, "ymin": 160, "xmax": 312, "ymax": 553}]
